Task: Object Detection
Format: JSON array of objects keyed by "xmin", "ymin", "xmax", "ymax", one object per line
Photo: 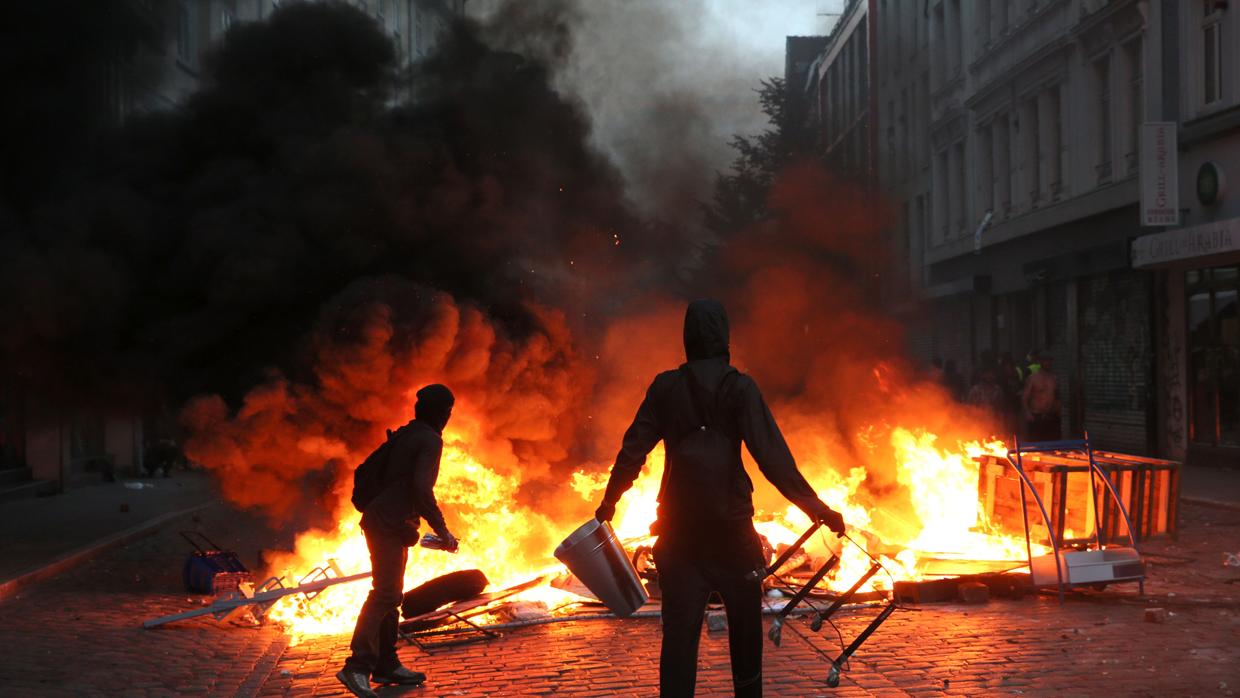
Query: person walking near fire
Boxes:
[
  {"xmin": 594, "ymin": 299, "xmax": 847, "ymax": 697},
  {"xmin": 337, "ymin": 384, "xmax": 460, "ymax": 698}
]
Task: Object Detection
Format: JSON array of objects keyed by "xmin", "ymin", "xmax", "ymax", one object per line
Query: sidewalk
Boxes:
[
  {"xmin": 0, "ymin": 470, "xmax": 217, "ymax": 597},
  {"xmin": 1180, "ymin": 462, "xmax": 1240, "ymax": 510}
]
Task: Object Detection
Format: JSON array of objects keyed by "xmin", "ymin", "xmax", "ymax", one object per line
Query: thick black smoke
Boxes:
[{"xmin": 0, "ymin": 2, "xmax": 681, "ymax": 415}]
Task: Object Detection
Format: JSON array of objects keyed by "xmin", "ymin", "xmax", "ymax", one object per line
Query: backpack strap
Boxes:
[{"xmin": 375, "ymin": 428, "xmax": 397, "ymax": 487}]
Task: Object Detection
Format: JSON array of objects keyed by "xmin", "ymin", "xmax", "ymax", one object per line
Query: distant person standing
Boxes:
[
  {"xmin": 967, "ymin": 367, "xmax": 1005, "ymax": 424},
  {"xmin": 1022, "ymin": 354, "xmax": 1061, "ymax": 441},
  {"xmin": 997, "ymin": 351, "xmax": 1023, "ymax": 433},
  {"xmin": 943, "ymin": 359, "xmax": 967, "ymax": 402}
]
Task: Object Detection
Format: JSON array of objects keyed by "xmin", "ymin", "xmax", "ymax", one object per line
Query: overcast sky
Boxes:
[
  {"xmin": 472, "ymin": 1, "xmax": 842, "ymax": 216},
  {"xmin": 698, "ymin": 1, "xmax": 839, "ymax": 74}
]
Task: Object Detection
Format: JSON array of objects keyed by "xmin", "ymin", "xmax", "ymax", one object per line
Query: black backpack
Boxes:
[
  {"xmin": 351, "ymin": 428, "xmax": 397, "ymax": 513},
  {"xmin": 659, "ymin": 366, "xmax": 745, "ymax": 521}
]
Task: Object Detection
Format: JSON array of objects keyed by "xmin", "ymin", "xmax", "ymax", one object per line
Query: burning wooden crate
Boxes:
[{"xmin": 977, "ymin": 450, "xmax": 1179, "ymax": 545}]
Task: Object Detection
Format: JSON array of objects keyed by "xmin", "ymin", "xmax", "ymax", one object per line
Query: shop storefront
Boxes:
[
  {"xmin": 1134, "ymin": 217, "xmax": 1240, "ymax": 465},
  {"xmin": 1186, "ymin": 265, "xmax": 1240, "ymax": 448}
]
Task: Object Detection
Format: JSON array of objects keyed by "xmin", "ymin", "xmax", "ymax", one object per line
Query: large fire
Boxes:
[{"xmin": 261, "ymin": 403, "xmax": 1042, "ymax": 642}]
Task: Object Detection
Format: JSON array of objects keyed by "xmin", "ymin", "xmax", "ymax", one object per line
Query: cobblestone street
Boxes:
[{"xmin": 1, "ymin": 500, "xmax": 1237, "ymax": 697}]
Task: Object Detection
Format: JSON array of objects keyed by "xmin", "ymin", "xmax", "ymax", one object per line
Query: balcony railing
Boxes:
[{"xmin": 1124, "ymin": 151, "xmax": 1138, "ymax": 176}]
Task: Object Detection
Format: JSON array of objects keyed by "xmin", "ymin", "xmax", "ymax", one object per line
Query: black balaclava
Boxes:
[
  {"xmin": 414, "ymin": 384, "xmax": 455, "ymax": 432},
  {"xmin": 683, "ymin": 298, "xmax": 730, "ymax": 362}
]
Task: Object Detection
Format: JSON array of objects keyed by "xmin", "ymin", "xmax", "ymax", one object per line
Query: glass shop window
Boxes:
[{"xmin": 1188, "ymin": 266, "xmax": 1240, "ymax": 447}]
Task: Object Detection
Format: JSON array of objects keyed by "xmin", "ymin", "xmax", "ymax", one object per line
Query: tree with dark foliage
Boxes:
[{"xmin": 703, "ymin": 77, "xmax": 811, "ymax": 236}]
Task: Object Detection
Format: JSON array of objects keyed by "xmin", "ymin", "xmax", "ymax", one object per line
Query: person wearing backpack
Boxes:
[
  {"xmin": 337, "ymin": 384, "xmax": 460, "ymax": 698},
  {"xmin": 593, "ymin": 299, "xmax": 846, "ymax": 698}
]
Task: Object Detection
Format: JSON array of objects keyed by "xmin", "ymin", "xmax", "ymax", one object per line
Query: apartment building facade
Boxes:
[
  {"xmin": 804, "ymin": 0, "xmax": 1237, "ymax": 461},
  {"xmin": 1133, "ymin": 1, "xmax": 1240, "ymax": 465}
]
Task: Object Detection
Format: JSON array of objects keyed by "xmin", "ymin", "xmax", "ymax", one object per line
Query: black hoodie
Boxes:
[{"xmin": 600, "ymin": 299, "xmax": 831, "ymax": 539}]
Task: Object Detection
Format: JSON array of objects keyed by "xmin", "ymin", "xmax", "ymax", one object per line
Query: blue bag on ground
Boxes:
[{"xmin": 180, "ymin": 530, "xmax": 251, "ymax": 595}]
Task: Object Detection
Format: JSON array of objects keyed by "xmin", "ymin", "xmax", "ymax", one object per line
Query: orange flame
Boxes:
[{"xmin": 264, "ymin": 416, "xmax": 1041, "ymax": 641}]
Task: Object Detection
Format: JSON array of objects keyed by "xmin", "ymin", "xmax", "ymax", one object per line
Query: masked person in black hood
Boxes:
[
  {"xmin": 337, "ymin": 384, "xmax": 460, "ymax": 698},
  {"xmin": 595, "ymin": 299, "xmax": 846, "ymax": 698}
]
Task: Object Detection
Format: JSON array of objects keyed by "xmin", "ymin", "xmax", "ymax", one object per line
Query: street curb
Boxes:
[
  {"xmin": 0, "ymin": 501, "xmax": 214, "ymax": 603},
  {"xmin": 1181, "ymin": 496, "xmax": 1240, "ymax": 513}
]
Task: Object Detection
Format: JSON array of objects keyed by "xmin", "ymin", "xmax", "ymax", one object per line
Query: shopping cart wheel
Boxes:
[{"xmin": 826, "ymin": 663, "xmax": 841, "ymax": 688}]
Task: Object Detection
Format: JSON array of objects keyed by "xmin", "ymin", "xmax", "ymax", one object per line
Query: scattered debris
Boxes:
[
  {"xmin": 1143, "ymin": 607, "xmax": 1168, "ymax": 623},
  {"xmin": 181, "ymin": 531, "xmax": 251, "ymax": 595},
  {"xmin": 958, "ymin": 581, "xmax": 989, "ymax": 604},
  {"xmin": 894, "ymin": 573, "xmax": 1028, "ymax": 604},
  {"xmin": 494, "ymin": 602, "xmax": 549, "ymax": 623},
  {"xmin": 706, "ymin": 611, "xmax": 727, "ymax": 632},
  {"xmin": 144, "ymin": 560, "xmax": 369, "ymax": 628},
  {"xmin": 401, "ymin": 570, "xmax": 489, "ymax": 619},
  {"xmin": 1224, "ymin": 553, "xmax": 1240, "ymax": 568},
  {"xmin": 894, "ymin": 578, "xmax": 957, "ymax": 604}
]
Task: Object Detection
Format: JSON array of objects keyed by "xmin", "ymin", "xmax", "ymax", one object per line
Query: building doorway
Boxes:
[{"xmin": 1187, "ymin": 266, "xmax": 1240, "ymax": 447}]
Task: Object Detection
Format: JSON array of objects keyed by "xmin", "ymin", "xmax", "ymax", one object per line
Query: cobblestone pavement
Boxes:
[
  {"xmin": 0, "ymin": 501, "xmax": 299, "ymax": 697},
  {"xmin": 1, "ymin": 501, "xmax": 1237, "ymax": 697}
]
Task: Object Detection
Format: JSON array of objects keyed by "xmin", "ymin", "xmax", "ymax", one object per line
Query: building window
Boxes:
[
  {"xmin": 1049, "ymin": 86, "xmax": 1064, "ymax": 197},
  {"xmin": 1125, "ymin": 38, "xmax": 1143, "ymax": 174},
  {"xmin": 1188, "ymin": 267, "xmax": 1240, "ymax": 447},
  {"xmin": 993, "ymin": 113, "xmax": 1012, "ymax": 217},
  {"xmin": 948, "ymin": 0, "xmax": 963, "ymax": 78},
  {"xmin": 1203, "ymin": 3, "xmax": 1223, "ymax": 105},
  {"xmin": 932, "ymin": 2, "xmax": 945, "ymax": 86},
  {"xmin": 977, "ymin": 0, "xmax": 991, "ymax": 46},
  {"xmin": 979, "ymin": 124, "xmax": 994, "ymax": 215},
  {"xmin": 176, "ymin": 2, "xmax": 193, "ymax": 64},
  {"xmin": 1023, "ymin": 97, "xmax": 1040, "ymax": 205},
  {"xmin": 1094, "ymin": 54, "xmax": 1112, "ymax": 185},
  {"xmin": 951, "ymin": 140, "xmax": 966, "ymax": 236},
  {"xmin": 934, "ymin": 148, "xmax": 949, "ymax": 243},
  {"xmin": 415, "ymin": 6, "xmax": 425, "ymax": 56},
  {"xmin": 992, "ymin": 0, "xmax": 1008, "ymax": 36},
  {"xmin": 901, "ymin": 88, "xmax": 911, "ymax": 177}
]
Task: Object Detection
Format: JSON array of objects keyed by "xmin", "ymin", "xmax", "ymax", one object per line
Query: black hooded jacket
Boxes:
[
  {"xmin": 361, "ymin": 418, "xmax": 451, "ymax": 542},
  {"xmin": 600, "ymin": 299, "xmax": 831, "ymax": 539}
]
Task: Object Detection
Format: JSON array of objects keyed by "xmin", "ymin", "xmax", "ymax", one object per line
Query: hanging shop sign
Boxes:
[
  {"xmin": 1140, "ymin": 122, "xmax": 1180, "ymax": 226},
  {"xmin": 1132, "ymin": 216, "xmax": 1240, "ymax": 268}
]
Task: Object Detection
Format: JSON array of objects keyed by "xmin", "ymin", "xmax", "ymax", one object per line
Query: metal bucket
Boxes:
[{"xmin": 553, "ymin": 519, "xmax": 648, "ymax": 617}]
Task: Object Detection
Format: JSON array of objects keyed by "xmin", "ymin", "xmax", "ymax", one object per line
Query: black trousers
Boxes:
[
  {"xmin": 1025, "ymin": 412, "xmax": 1062, "ymax": 442},
  {"xmin": 344, "ymin": 526, "xmax": 407, "ymax": 675},
  {"xmin": 653, "ymin": 532, "xmax": 764, "ymax": 698}
]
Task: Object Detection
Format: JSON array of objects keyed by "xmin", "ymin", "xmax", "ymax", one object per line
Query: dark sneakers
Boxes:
[
  {"xmin": 373, "ymin": 665, "xmax": 428, "ymax": 686},
  {"xmin": 336, "ymin": 668, "xmax": 379, "ymax": 698}
]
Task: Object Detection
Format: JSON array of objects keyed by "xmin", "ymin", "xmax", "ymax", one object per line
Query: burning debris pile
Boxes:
[{"xmin": 4, "ymin": 2, "xmax": 1060, "ymax": 644}]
